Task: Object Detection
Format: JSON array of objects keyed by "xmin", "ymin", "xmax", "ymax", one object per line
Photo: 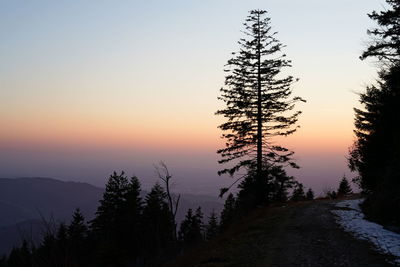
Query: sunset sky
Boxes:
[{"xmin": 0, "ymin": 0, "xmax": 384, "ymax": 195}]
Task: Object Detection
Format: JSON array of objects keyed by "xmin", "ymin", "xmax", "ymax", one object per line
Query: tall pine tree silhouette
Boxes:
[{"xmin": 216, "ymin": 10, "xmax": 304, "ymax": 203}]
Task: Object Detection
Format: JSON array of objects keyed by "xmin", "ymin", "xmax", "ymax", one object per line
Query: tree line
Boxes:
[{"xmin": 349, "ymin": 0, "xmax": 400, "ymax": 226}]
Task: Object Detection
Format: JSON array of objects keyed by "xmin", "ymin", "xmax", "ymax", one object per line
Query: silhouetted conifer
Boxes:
[
  {"xmin": 35, "ymin": 232, "xmax": 57, "ymax": 267},
  {"xmin": 141, "ymin": 183, "xmax": 175, "ymax": 263},
  {"xmin": 361, "ymin": 0, "xmax": 400, "ymax": 63},
  {"xmin": 270, "ymin": 166, "xmax": 296, "ymax": 202},
  {"xmin": 68, "ymin": 209, "xmax": 89, "ymax": 267},
  {"xmin": 305, "ymin": 188, "xmax": 315, "ymax": 200},
  {"xmin": 205, "ymin": 211, "xmax": 219, "ymax": 241},
  {"xmin": 234, "ymin": 165, "xmax": 294, "ymax": 212},
  {"xmin": 179, "ymin": 207, "xmax": 204, "ymax": 248},
  {"xmin": 91, "ymin": 172, "xmax": 129, "ymax": 233},
  {"xmin": 337, "ymin": 176, "xmax": 352, "ymax": 196},
  {"xmin": 290, "ymin": 182, "xmax": 305, "ymax": 202},
  {"xmin": 68, "ymin": 208, "xmax": 87, "ymax": 240},
  {"xmin": 90, "ymin": 171, "xmax": 142, "ymax": 266},
  {"xmin": 55, "ymin": 223, "xmax": 68, "ymax": 266},
  {"xmin": 216, "ymin": 9, "xmax": 304, "ymax": 205},
  {"xmin": 121, "ymin": 175, "xmax": 143, "ymax": 262},
  {"xmin": 220, "ymin": 193, "xmax": 237, "ymax": 230},
  {"xmin": 350, "ymin": 0, "xmax": 400, "ymax": 225}
]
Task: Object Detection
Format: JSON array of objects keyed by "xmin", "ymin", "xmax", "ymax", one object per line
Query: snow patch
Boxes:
[{"xmin": 332, "ymin": 199, "xmax": 400, "ymax": 265}]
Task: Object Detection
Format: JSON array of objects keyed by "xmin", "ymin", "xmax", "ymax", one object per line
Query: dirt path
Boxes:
[
  {"xmin": 268, "ymin": 201, "xmax": 395, "ymax": 266},
  {"xmin": 171, "ymin": 200, "xmax": 396, "ymax": 266}
]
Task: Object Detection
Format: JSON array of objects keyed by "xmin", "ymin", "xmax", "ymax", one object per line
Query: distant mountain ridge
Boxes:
[{"xmin": 0, "ymin": 177, "xmax": 104, "ymax": 227}]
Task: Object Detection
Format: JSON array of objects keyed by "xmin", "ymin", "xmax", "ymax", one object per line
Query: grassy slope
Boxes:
[{"xmin": 168, "ymin": 201, "xmax": 311, "ymax": 267}]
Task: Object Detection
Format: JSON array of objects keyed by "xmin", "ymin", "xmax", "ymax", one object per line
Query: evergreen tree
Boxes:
[
  {"xmin": 68, "ymin": 208, "xmax": 87, "ymax": 240},
  {"xmin": 36, "ymin": 232, "xmax": 57, "ymax": 267},
  {"xmin": 290, "ymin": 182, "xmax": 305, "ymax": 202},
  {"xmin": 90, "ymin": 171, "xmax": 141, "ymax": 266},
  {"xmin": 6, "ymin": 240, "xmax": 31, "ymax": 267},
  {"xmin": 205, "ymin": 211, "xmax": 219, "ymax": 241},
  {"xmin": 349, "ymin": 67, "xmax": 400, "ymax": 193},
  {"xmin": 121, "ymin": 176, "xmax": 143, "ymax": 262},
  {"xmin": 337, "ymin": 176, "xmax": 352, "ymax": 196},
  {"xmin": 219, "ymin": 193, "xmax": 236, "ymax": 230},
  {"xmin": 350, "ymin": 0, "xmax": 400, "ymax": 224},
  {"xmin": 68, "ymin": 209, "xmax": 89, "ymax": 267},
  {"xmin": 55, "ymin": 223, "xmax": 68, "ymax": 266},
  {"xmin": 270, "ymin": 165, "xmax": 296, "ymax": 202},
  {"xmin": 327, "ymin": 190, "xmax": 337, "ymax": 200},
  {"xmin": 349, "ymin": 65, "xmax": 400, "ymax": 223},
  {"xmin": 179, "ymin": 208, "xmax": 194, "ymax": 243},
  {"xmin": 216, "ymin": 10, "xmax": 304, "ymax": 204},
  {"xmin": 305, "ymin": 188, "xmax": 315, "ymax": 200},
  {"xmin": 232, "ymin": 164, "xmax": 294, "ymax": 210},
  {"xmin": 178, "ymin": 207, "xmax": 204, "ymax": 248},
  {"xmin": 91, "ymin": 171, "xmax": 129, "ymax": 234},
  {"xmin": 360, "ymin": 0, "xmax": 400, "ymax": 63},
  {"xmin": 141, "ymin": 183, "xmax": 175, "ymax": 263},
  {"xmin": 194, "ymin": 207, "xmax": 204, "ymax": 240}
]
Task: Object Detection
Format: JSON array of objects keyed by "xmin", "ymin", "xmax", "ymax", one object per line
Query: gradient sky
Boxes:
[{"xmin": 0, "ymin": 0, "xmax": 385, "ymax": 195}]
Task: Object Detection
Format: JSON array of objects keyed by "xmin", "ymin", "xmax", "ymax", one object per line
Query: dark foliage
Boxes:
[
  {"xmin": 67, "ymin": 209, "xmax": 89, "ymax": 267},
  {"xmin": 205, "ymin": 211, "xmax": 219, "ymax": 241},
  {"xmin": 141, "ymin": 183, "xmax": 176, "ymax": 264},
  {"xmin": 337, "ymin": 176, "xmax": 352, "ymax": 196},
  {"xmin": 270, "ymin": 166, "xmax": 296, "ymax": 202},
  {"xmin": 290, "ymin": 182, "xmax": 306, "ymax": 202},
  {"xmin": 178, "ymin": 207, "xmax": 204, "ymax": 248},
  {"xmin": 327, "ymin": 190, "xmax": 337, "ymax": 200},
  {"xmin": 219, "ymin": 193, "xmax": 237, "ymax": 230},
  {"xmin": 90, "ymin": 171, "xmax": 143, "ymax": 266},
  {"xmin": 232, "ymin": 164, "xmax": 294, "ymax": 210},
  {"xmin": 350, "ymin": 0, "xmax": 400, "ymax": 226},
  {"xmin": 360, "ymin": 0, "xmax": 400, "ymax": 63},
  {"xmin": 349, "ymin": 65, "xmax": 400, "ymax": 224},
  {"xmin": 305, "ymin": 188, "xmax": 315, "ymax": 200},
  {"xmin": 3, "ymin": 210, "xmax": 91, "ymax": 267}
]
